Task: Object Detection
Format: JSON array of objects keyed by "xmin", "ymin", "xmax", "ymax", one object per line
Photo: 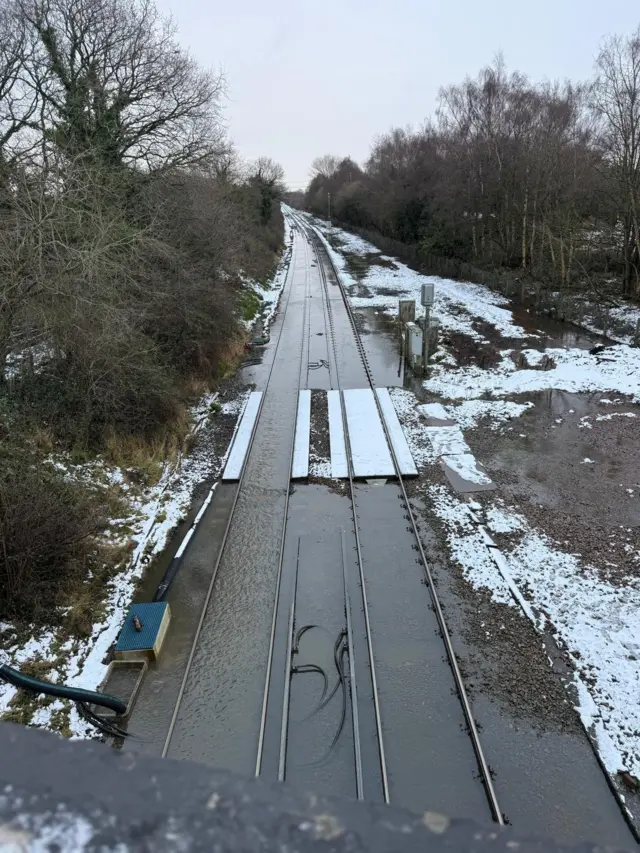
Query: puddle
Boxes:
[{"xmin": 511, "ymin": 304, "xmax": 611, "ymax": 350}]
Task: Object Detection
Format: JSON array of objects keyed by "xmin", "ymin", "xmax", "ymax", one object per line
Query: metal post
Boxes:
[
  {"xmin": 421, "ymin": 307, "xmax": 430, "ymax": 373},
  {"xmin": 328, "ymin": 192, "xmax": 331, "ymax": 224}
]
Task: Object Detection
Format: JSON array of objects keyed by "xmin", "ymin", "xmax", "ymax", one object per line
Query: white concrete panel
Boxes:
[
  {"xmin": 343, "ymin": 388, "xmax": 394, "ymax": 478},
  {"xmin": 222, "ymin": 392, "xmax": 262, "ymax": 481},
  {"xmin": 291, "ymin": 390, "xmax": 311, "ymax": 479},
  {"xmin": 328, "ymin": 390, "xmax": 348, "ymax": 478},
  {"xmin": 375, "ymin": 388, "xmax": 417, "ymax": 476}
]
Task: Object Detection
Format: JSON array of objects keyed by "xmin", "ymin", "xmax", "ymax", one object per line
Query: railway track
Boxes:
[
  {"xmin": 162, "ymin": 209, "xmax": 504, "ymax": 825},
  {"xmin": 286, "ymin": 209, "xmax": 504, "ymax": 823}
]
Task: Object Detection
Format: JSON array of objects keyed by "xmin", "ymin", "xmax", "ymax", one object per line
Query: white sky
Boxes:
[{"xmin": 155, "ymin": 0, "xmax": 637, "ymax": 188}]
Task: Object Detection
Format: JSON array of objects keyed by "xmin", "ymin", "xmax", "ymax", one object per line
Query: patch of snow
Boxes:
[
  {"xmin": 309, "ymin": 458, "xmax": 331, "ymax": 478},
  {"xmin": 220, "ymin": 392, "xmax": 249, "ymax": 416},
  {"xmin": 387, "ymin": 389, "xmax": 437, "ymax": 468},
  {"xmin": 424, "ymin": 345, "xmax": 640, "ymax": 403},
  {"xmin": 582, "ymin": 458, "xmax": 595, "ymax": 464},
  {"xmin": 485, "ymin": 505, "xmax": 526, "ymax": 533},
  {"xmin": 508, "ymin": 534, "xmax": 640, "ymax": 777},
  {"xmin": 595, "ymin": 412, "xmax": 637, "ymax": 421},
  {"xmin": 417, "ymin": 402, "xmax": 450, "ymax": 420},
  {"xmin": 447, "ymin": 400, "xmax": 533, "ymax": 431},
  {"xmin": 426, "ymin": 485, "xmax": 513, "ymax": 605},
  {"xmin": 441, "ymin": 453, "xmax": 493, "ymax": 485},
  {"xmin": 425, "ymin": 426, "xmax": 470, "ymax": 457}
]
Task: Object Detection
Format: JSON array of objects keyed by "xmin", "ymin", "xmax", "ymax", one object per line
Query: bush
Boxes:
[{"xmin": 0, "ymin": 448, "xmax": 102, "ymax": 622}]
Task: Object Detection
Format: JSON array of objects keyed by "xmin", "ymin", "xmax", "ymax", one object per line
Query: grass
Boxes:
[{"xmin": 239, "ymin": 288, "xmax": 262, "ymax": 322}]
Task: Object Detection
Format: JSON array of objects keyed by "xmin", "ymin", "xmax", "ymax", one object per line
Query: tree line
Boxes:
[
  {"xmin": 0, "ymin": 0, "xmax": 285, "ymax": 621},
  {"xmin": 305, "ymin": 26, "xmax": 640, "ymax": 299}
]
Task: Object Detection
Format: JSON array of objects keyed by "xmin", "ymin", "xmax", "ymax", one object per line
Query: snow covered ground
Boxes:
[
  {"xmin": 306, "ymin": 215, "xmax": 529, "ymax": 339},
  {"xmin": 317, "ymin": 215, "xmax": 640, "ymax": 795}
]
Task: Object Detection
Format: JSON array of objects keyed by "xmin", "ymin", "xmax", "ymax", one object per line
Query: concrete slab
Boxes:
[
  {"xmin": 291, "ymin": 390, "xmax": 311, "ymax": 479},
  {"xmin": 222, "ymin": 392, "xmax": 262, "ymax": 481},
  {"xmin": 425, "ymin": 426, "xmax": 470, "ymax": 457},
  {"xmin": 343, "ymin": 389, "xmax": 394, "ymax": 478},
  {"xmin": 327, "ymin": 390, "xmax": 348, "ymax": 478},
  {"xmin": 375, "ymin": 388, "xmax": 417, "ymax": 476},
  {"xmin": 440, "ymin": 455, "xmax": 496, "ymax": 493},
  {"xmin": 417, "ymin": 403, "xmax": 457, "ymax": 427}
]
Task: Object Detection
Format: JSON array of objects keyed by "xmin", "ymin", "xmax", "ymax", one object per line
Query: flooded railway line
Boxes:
[{"xmin": 124, "ymin": 211, "xmax": 636, "ymax": 846}]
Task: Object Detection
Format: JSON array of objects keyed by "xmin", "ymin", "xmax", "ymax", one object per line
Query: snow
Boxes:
[
  {"xmin": 242, "ymin": 218, "xmax": 292, "ymax": 333},
  {"xmin": 424, "ymin": 426, "xmax": 470, "ymax": 457},
  {"xmin": 386, "ymin": 389, "xmax": 437, "ymax": 468},
  {"xmin": 305, "ymin": 214, "xmax": 530, "ymax": 340},
  {"xmin": 425, "ymin": 483, "xmax": 640, "ymax": 779},
  {"xmin": 309, "ymin": 458, "xmax": 331, "ymax": 478},
  {"xmin": 418, "ymin": 402, "xmax": 450, "ymax": 421},
  {"xmin": 321, "ymin": 214, "xmax": 640, "ymax": 784},
  {"xmin": 582, "ymin": 302, "xmax": 640, "ymax": 345},
  {"xmin": 0, "ymin": 381, "xmax": 236, "ymax": 732},
  {"xmin": 509, "ymin": 534, "xmax": 640, "ymax": 776},
  {"xmin": 442, "ymin": 453, "xmax": 493, "ymax": 485},
  {"xmin": 424, "ymin": 345, "xmax": 640, "ymax": 403},
  {"xmin": 343, "ymin": 388, "xmax": 394, "ymax": 477},
  {"xmin": 596, "ymin": 406, "xmax": 637, "ymax": 424}
]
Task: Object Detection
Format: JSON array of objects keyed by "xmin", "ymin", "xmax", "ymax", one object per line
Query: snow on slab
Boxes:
[
  {"xmin": 424, "ymin": 426, "xmax": 470, "ymax": 457},
  {"xmin": 292, "ymin": 390, "xmax": 310, "ymax": 479},
  {"xmin": 442, "ymin": 453, "xmax": 494, "ymax": 485},
  {"xmin": 376, "ymin": 388, "xmax": 417, "ymax": 476},
  {"xmin": 222, "ymin": 392, "xmax": 262, "ymax": 481},
  {"xmin": 343, "ymin": 388, "xmax": 394, "ymax": 478},
  {"xmin": 418, "ymin": 402, "xmax": 450, "ymax": 420},
  {"xmin": 328, "ymin": 390, "xmax": 348, "ymax": 478}
]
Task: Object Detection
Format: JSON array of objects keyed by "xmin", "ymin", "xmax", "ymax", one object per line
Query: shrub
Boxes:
[{"xmin": 0, "ymin": 447, "xmax": 102, "ymax": 622}]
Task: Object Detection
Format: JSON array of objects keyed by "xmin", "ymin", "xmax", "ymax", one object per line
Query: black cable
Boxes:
[
  {"xmin": 313, "ymin": 630, "xmax": 346, "ymax": 714},
  {"xmin": 76, "ymin": 702, "xmax": 129, "ymax": 739},
  {"xmin": 291, "ymin": 664, "xmax": 329, "ymax": 721}
]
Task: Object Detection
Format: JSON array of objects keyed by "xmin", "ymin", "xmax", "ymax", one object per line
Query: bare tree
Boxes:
[
  {"xmin": 0, "ymin": 0, "xmax": 39, "ymax": 167},
  {"xmin": 592, "ymin": 26, "xmax": 640, "ymax": 295},
  {"xmin": 16, "ymin": 0, "xmax": 227, "ymax": 171},
  {"xmin": 309, "ymin": 154, "xmax": 340, "ymax": 180}
]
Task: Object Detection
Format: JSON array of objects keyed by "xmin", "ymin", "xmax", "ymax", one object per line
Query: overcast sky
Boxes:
[{"xmin": 155, "ymin": 0, "xmax": 636, "ymax": 188}]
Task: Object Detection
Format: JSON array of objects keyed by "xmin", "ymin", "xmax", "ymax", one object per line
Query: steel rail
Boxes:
[
  {"xmin": 341, "ymin": 529, "xmax": 365, "ymax": 801},
  {"xmin": 254, "ymin": 224, "xmax": 313, "ymax": 776},
  {"xmin": 303, "ymin": 212, "xmax": 391, "ymax": 803}
]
